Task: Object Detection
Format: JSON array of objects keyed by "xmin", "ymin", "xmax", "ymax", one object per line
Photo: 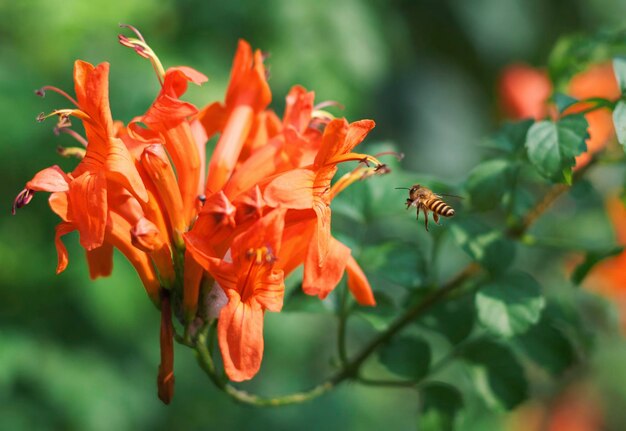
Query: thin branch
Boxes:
[{"xmin": 188, "ymin": 157, "xmax": 599, "ymax": 407}]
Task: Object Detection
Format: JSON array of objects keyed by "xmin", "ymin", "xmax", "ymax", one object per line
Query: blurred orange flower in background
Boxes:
[{"xmin": 498, "ymin": 62, "xmax": 620, "ymax": 168}]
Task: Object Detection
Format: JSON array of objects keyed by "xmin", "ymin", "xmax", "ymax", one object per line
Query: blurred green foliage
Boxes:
[{"xmin": 4, "ymin": 1, "xmax": 626, "ymax": 430}]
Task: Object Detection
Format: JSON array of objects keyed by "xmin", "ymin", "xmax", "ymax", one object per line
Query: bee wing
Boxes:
[{"xmin": 436, "ymin": 193, "xmax": 463, "ymax": 200}]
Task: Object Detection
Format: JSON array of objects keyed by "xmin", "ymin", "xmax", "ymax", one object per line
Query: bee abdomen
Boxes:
[{"xmin": 427, "ymin": 199, "xmax": 455, "ymax": 217}]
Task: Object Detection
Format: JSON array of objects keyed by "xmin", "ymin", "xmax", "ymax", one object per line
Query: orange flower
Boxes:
[
  {"xmin": 264, "ymin": 118, "xmax": 378, "ymax": 302},
  {"xmin": 196, "ymin": 209, "xmax": 286, "ymax": 381},
  {"xmin": 199, "ymin": 40, "xmax": 272, "ymax": 195},
  {"xmin": 498, "ymin": 62, "xmax": 620, "ymax": 168},
  {"xmin": 498, "ymin": 64, "xmax": 551, "ymax": 120}
]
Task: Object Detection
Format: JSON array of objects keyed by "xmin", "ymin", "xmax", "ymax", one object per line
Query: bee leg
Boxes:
[
  {"xmin": 423, "ymin": 207, "xmax": 429, "ymax": 231},
  {"xmin": 415, "ymin": 206, "xmax": 420, "ymax": 220},
  {"xmin": 433, "ymin": 212, "xmax": 440, "ymax": 225},
  {"xmin": 405, "ymin": 198, "xmax": 413, "ymax": 209}
]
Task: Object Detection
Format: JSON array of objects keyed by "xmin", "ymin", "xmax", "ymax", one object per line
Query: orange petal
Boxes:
[
  {"xmin": 217, "ymin": 290, "xmax": 265, "ymax": 382},
  {"xmin": 49, "ymin": 192, "xmax": 69, "ymax": 221},
  {"xmin": 277, "ymin": 214, "xmax": 315, "ymax": 276},
  {"xmin": 86, "ymin": 242, "xmax": 113, "ymax": 279},
  {"xmin": 346, "ymin": 256, "xmax": 375, "ymax": 306},
  {"xmin": 343, "ymin": 119, "xmax": 376, "ymax": 155},
  {"xmin": 162, "ymin": 123, "xmax": 202, "ymax": 227},
  {"xmin": 253, "ymin": 268, "xmax": 285, "ymax": 313},
  {"xmin": 303, "ymin": 234, "xmax": 351, "ymax": 299},
  {"xmin": 205, "ymin": 104, "xmax": 254, "ymax": 194},
  {"xmin": 141, "ymin": 144, "xmax": 186, "ymax": 242},
  {"xmin": 225, "ymin": 40, "xmax": 271, "ymax": 112},
  {"xmin": 131, "ymin": 217, "xmax": 166, "ymax": 252},
  {"xmin": 107, "ymin": 211, "xmax": 160, "ymax": 305},
  {"xmin": 54, "ymin": 222, "xmax": 75, "ymax": 274},
  {"xmin": 105, "ymin": 137, "xmax": 149, "ymax": 203},
  {"xmin": 26, "ymin": 166, "xmax": 70, "ymax": 192},
  {"xmin": 231, "ymin": 208, "xmax": 286, "ymax": 263},
  {"xmin": 263, "ymin": 168, "xmax": 315, "ymax": 209},
  {"xmin": 197, "ymin": 101, "xmax": 227, "ymax": 139},
  {"xmin": 183, "ymin": 250, "xmax": 204, "ymax": 321},
  {"xmin": 283, "ymin": 85, "xmax": 315, "ymax": 132},
  {"xmin": 223, "ymin": 139, "xmax": 285, "ymax": 200},
  {"xmin": 314, "ymin": 118, "xmax": 349, "ymax": 166},
  {"xmin": 313, "ymin": 199, "xmax": 331, "ymax": 265},
  {"xmin": 69, "ymin": 170, "xmax": 107, "ymax": 251},
  {"xmin": 73, "ymin": 60, "xmax": 113, "ymax": 134}
]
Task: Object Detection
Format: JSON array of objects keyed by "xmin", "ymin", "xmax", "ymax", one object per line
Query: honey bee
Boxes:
[{"xmin": 396, "ymin": 184, "xmax": 457, "ymax": 231}]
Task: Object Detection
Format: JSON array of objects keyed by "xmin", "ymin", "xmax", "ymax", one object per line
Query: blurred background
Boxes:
[{"xmin": 3, "ymin": 0, "xmax": 626, "ymax": 429}]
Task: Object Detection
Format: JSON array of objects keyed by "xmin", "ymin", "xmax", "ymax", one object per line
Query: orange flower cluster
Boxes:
[
  {"xmin": 14, "ymin": 27, "xmax": 383, "ymax": 402},
  {"xmin": 498, "ymin": 62, "xmax": 620, "ymax": 168}
]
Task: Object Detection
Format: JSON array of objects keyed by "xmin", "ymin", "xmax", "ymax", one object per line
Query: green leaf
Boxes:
[
  {"xmin": 612, "ymin": 100, "xmax": 626, "ymax": 148},
  {"xmin": 420, "ymin": 294, "xmax": 475, "ymax": 344},
  {"xmin": 466, "ymin": 159, "xmax": 513, "ymax": 211},
  {"xmin": 358, "ymin": 242, "xmax": 427, "ymax": 288},
  {"xmin": 476, "ymin": 271, "xmax": 545, "ymax": 337},
  {"xmin": 515, "ymin": 306, "xmax": 576, "ymax": 375},
  {"xmin": 613, "ymin": 56, "xmax": 626, "ymax": 93},
  {"xmin": 553, "ymin": 93, "xmax": 579, "ymax": 113},
  {"xmin": 450, "ymin": 218, "xmax": 515, "ymax": 273},
  {"xmin": 461, "ymin": 339, "xmax": 528, "ymax": 410},
  {"xmin": 484, "ymin": 120, "xmax": 533, "ymax": 154},
  {"xmin": 356, "ymin": 292, "xmax": 397, "ymax": 331},
  {"xmin": 571, "ymin": 246, "xmax": 624, "ymax": 285},
  {"xmin": 379, "ymin": 335, "xmax": 431, "ymax": 380},
  {"xmin": 525, "ymin": 115, "xmax": 589, "ymax": 184},
  {"xmin": 417, "ymin": 383, "xmax": 463, "ymax": 431}
]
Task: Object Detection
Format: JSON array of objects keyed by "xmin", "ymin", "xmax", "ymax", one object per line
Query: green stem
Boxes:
[
  {"xmin": 337, "ymin": 283, "xmax": 349, "ymax": 366},
  {"xmin": 191, "ymin": 263, "xmax": 479, "ymax": 406}
]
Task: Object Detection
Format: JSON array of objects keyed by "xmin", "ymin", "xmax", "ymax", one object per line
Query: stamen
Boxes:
[
  {"xmin": 37, "ymin": 109, "xmax": 90, "ymax": 124},
  {"xmin": 311, "ymin": 109, "xmax": 336, "ymax": 122},
  {"xmin": 309, "ymin": 117, "xmax": 332, "ymax": 132},
  {"xmin": 12, "ymin": 188, "xmax": 34, "ymax": 215},
  {"xmin": 374, "ymin": 151, "xmax": 404, "ymax": 161},
  {"xmin": 326, "ymin": 152, "xmax": 383, "ymax": 168},
  {"xmin": 35, "ymin": 86, "xmax": 79, "ymax": 107},
  {"xmin": 245, "ymin": 246, "xmax": 276, "ymax": 265},
  {"xmin": 313, "ymin": 100, "xmax": 345, "ymax": 111},
  {"xmin": 118, "ymin": 24, "xmax": 166, "ymax": 84},
  {"xmin": 56, "ymin": 146, "xmax": 86, "ymax": 159},
  {"xmin": 330, "ymin": 160, "xmax": 393, "ymax": 200},
  {"xmin": 54, "ymin": 127, "xmax": 88, "ymax": 147},
  {"xmin": 119, "ymin": 23, "xmax": 147, "ymax": 43}
]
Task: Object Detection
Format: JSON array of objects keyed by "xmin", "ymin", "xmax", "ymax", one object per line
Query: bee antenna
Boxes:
[{"xmin": 395, "ymin": 187, "xmax": 410, "ymax": 190}]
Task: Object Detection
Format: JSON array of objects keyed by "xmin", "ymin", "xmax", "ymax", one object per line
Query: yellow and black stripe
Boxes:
[{"xmin": 425, "ymin": 198, "xmax": 455, "ymax": 217}]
